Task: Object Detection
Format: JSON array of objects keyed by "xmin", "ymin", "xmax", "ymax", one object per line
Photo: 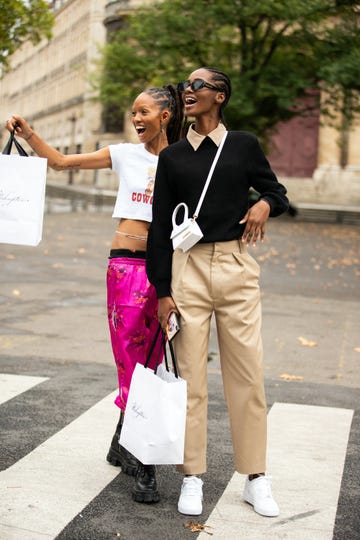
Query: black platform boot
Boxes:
[
  {"xmin": 132, "ymin": 464, "xmax": 160, "ymax": 503},
  {"xmin": 106, "ymin": 412, "xmax": 140, "ymax": 476}
]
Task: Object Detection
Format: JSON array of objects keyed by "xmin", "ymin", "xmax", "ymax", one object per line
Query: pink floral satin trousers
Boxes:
[{"xmin": 107, "ymin": 256, "xmax": 162, "ymax": 410}]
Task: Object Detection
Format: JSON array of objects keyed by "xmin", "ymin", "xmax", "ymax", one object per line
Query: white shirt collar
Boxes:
[{"xmin": 186, "ymin": 123, "xmax": 227, "ymax": 150}]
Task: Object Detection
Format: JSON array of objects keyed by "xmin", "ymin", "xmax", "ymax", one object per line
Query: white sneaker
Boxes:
[
  {"xmin": 243, "ymin": 475, "xmax": 280, "ymax": 517},
  {"xmin": 178, "ymin": 476, "xmax": 203, "ymax": 515}
]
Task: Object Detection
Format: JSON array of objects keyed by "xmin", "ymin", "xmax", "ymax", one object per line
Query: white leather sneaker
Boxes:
[
  {"xmin": 178, "ymin": 476, "xmax": 203, "ymax": 515},
  {"xmin": 243, "ymin": 475, "xmax": 280, "ymax": 517}
]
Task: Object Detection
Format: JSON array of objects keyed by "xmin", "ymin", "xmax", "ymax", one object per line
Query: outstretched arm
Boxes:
[{"xmin": 6, "ymin": 115, "xmax": 111, "ymax": 170}]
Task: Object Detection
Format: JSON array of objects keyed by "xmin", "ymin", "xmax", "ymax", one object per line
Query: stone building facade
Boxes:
[
  {"xmin": 0, "ymin": 0, "xmax": 359, "ymax": 206},
  {"xmin": 0, "ymin": 0, "xmax": 116, "ymax": 188}
]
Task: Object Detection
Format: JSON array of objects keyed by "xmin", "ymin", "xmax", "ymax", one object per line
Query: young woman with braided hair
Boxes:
[
  {"xmin": 147, "ymin": 68, "xmax": 288, "ymax": 516},
  {"xmin": 6, "ymin": 84, "xmax": 184, "ymax": 503}
]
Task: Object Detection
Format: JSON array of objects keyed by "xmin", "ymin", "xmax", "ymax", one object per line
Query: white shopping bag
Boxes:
[
  {"xmin": 1, "ymin": 134, "xmax": 47, "ymax": 246},
  {"xmin": 120, "ymin": 358, "xmax": 187, "ymax": 465}
]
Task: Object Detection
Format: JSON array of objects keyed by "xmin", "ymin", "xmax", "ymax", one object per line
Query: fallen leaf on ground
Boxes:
[
  {"xmin": 327, "ymin": 257, "xmax": 358, "ymax": 268},
  {"xmin": 12, "ymin": 289, "xmax": 21, "ymax": 296},
  {"xmin": 280, "ymin": 373, "xmax": 304, "ymax": 381},
  {"xmin": 256, "ymin": 248, "xmax": 279, "ymax": 262},
  {"xmin": 184, "ymin": 521, "xmax": 213, "ymax": 535},
  {"xmin": 354, "ymin": 347, "xmax": 360, "ymax": 353},
  {"xmin": 298, "ymin": 336, "xmax": 318, "ymax": 347}
]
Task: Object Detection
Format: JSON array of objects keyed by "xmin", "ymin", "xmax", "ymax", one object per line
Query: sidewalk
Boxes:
[
  {"xmin": 1, "ymin": 211, "xmax": 359, "ymax": 539},
  {"xmin": 45, "ymin": 181, "xmax": 360, "ymax": 225}
]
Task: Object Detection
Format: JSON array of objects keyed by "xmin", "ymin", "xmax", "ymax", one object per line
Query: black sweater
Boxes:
[{"xmin": 147, "ymin": 131, "xmax": 289, "ymax": 298}]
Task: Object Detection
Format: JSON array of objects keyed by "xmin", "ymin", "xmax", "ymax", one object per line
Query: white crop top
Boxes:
[{"xmin": 109, "ymin": 143, "xmax": 159, "ymax": 221}]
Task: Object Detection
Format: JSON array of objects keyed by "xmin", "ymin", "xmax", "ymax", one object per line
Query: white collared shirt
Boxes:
[{"xmin": 186, "ymin": 122, "xmax": 227, "ymax": 150}]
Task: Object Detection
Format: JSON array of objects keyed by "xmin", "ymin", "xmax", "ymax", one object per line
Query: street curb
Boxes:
[{"xmin": 45, "ymin": 181, "xmax": 360, "ymax": 225}]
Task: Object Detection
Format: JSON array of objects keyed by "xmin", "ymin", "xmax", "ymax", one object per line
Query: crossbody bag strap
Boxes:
[{"xmin": 193, "ymin": 131, "xmax": 228, "ymax": 219}]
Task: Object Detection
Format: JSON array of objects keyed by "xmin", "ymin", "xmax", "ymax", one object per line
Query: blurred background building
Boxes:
[{"xmin": 0, "ymin": 0, "xmax": 359, "ymax": 206}]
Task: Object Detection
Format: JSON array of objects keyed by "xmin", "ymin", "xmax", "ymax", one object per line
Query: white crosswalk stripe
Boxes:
[
  {"xmin": 198, "ymin": 403, "xmax": 354, "ymax": 539},
  {"xmin": 0, "ymin": 385, "xmax": 119, "ymax": 540},
  {"xmin": 0, "ymin": 373, "xmax": 48, "ymax": 406},
  {"xmin": 0, "ymin": 375, "xmax": 356, "ymax": 540}
]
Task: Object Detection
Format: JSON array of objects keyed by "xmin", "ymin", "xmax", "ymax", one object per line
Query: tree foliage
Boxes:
[
  {"xmin": 0, "ymin": 0, "xmax": 54, "ymax": 67},
  {"xmin": 98, "ymin": 0, "xmax": 360, "ymax": 140}
]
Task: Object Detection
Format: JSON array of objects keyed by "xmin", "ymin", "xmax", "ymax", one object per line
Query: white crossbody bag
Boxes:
[{"xmin": 170, "ymin": 131, "xmax": 228, "ymax": 252}]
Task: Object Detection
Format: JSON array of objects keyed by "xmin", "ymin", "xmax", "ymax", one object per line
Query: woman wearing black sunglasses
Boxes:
[{"xmin": 147, "ymin": 67, "xmax": 288, "ymax": 517}]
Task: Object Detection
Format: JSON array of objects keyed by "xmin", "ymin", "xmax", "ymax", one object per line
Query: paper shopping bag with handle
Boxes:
[
  {"xmin": 0, "ymin": 132, "xmax": 47, "ymax": 246},
  {"xmin": 120, "ymin": 326, "xmax": 187, "ymax": 465}
]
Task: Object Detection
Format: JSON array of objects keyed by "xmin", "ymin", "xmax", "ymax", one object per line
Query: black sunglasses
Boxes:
[{"xmin": 177, "ymin": 78, "xmax": 221, "ymax": 93}]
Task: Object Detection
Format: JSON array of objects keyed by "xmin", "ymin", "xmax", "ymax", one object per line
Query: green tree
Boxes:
[
  {"xmin": 98, "ymin": 0, "xmax": 360, "ymax": 142},
  {"xmin": 0, "ymin": 0, "xmax": 54, "ymax": 67}
]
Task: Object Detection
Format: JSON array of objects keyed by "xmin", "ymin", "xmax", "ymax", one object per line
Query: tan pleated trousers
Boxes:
[{"xmin": 171, "ymin": 239, "xmax": 267, "ymax": 475}]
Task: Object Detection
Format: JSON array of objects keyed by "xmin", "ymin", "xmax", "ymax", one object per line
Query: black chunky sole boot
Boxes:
[
  {"xmin": 106, "ymin": 412, "xmax": 140, "ymax": 477},
  {"xmin": 132, "ymin": 464, "xmax": 160, "ymax": 503}
]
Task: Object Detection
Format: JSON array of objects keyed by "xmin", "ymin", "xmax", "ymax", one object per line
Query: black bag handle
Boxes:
[
  {"xmin": 166, "ymin": 339, "xmax": 179, "ymax": 379},
  {"xmin": 144, "ymin": 324, "xmax": 180, "ymax": 379},
  {"xmin": 144, "ymin": 324, "xmax": 162, "ymax": 369},
  {"xmin": 2, "ymin": 131, "xmax": 28, "ymax": 157}
]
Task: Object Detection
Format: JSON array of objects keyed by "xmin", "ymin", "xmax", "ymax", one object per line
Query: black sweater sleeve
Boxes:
[
  {"xmin": 146, "ymin": 151, "xmax": 175, "ymax": 298},
  {"xmin": 247, "ymin": 135, "xmax": 288, "ymax": 217},
  {"xmin": 146, "ymin": 132, "xmax": 289, "ymax": 298}
]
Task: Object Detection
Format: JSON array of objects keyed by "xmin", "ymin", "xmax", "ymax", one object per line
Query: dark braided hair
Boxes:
[
  {"xmin": 144, "ymin": 85, "xmax": 184, "ymax": 144},
  {"xmin": 202, "ymin": 67, "xmax": 232, "ymax": 126}
]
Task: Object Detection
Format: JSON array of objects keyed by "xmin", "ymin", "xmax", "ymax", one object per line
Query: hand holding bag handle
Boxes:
[
  {"xmin": 144, "ymin": 324, "xmax": 179, "ymax": 378},
  {"xmin": 2, "ymin": 131, "xmax": 28, "ymax": 157},
  {"xmin": 0, "ymin": 129, "xmax": 47, "ymax": 246}
]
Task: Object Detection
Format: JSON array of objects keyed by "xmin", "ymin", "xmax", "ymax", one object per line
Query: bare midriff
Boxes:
[{"xmin": 111, "ymin": 218, "xmax": 150, "ymax": 252}]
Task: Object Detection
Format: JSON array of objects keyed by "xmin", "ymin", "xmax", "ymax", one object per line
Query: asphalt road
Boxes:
[{"xmin": 0, "ymin": 210, "xmax": 359, "ymax": 539}]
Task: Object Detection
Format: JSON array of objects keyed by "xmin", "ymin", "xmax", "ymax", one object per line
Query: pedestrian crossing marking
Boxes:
[
  {"xmin": 197, "ymin": 402, "xmax": 354, "ymax": 539},
  {"xmin": 0, "ymin": 378, "xmax": 355, "ymax": 540},
  {"xmin": 0, "ymin": 389, "xmax": 119, "ymax": 540},
  {"xmin": 0, "ymin": 373, "xmax": 49, "ymax": 406}
]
